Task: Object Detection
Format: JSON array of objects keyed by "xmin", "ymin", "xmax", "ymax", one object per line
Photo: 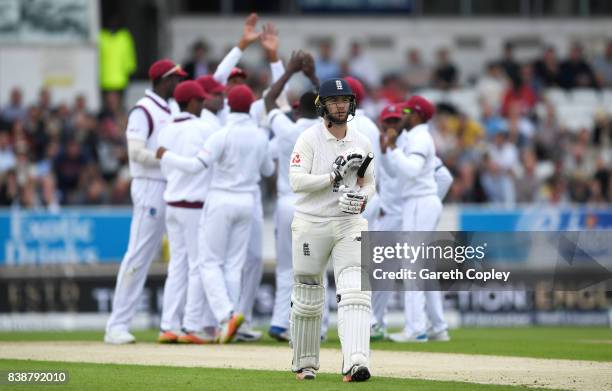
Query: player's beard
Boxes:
[{"xmin": 327, "ymin": 111, "xmax": 349, "ymax": 124}]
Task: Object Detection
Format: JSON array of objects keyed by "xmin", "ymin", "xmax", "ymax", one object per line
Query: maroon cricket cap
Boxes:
[
  {"xmin": 227, "ymin": 84, "xmax": 255, "ymax": 112},
  {"xmin": 148, "ymin": 59, "xmax": 187, "ymax": 80},
  {"xmin": 403, "ymin": 95, "xmax": 436, "ymax": 121},
  {"xmin": 196, "ymin": 75, "xmax": 225, "ymax": 95},
  {"xmin": 228, "ymin": 67, "xmax": 248, "ymax": 80},
  {"xmin": 380, "ymin": 103, "xmax": 404, "ymax": 122},
  {"xmin": 344, "ymin": 76, "xmax": 366, "ymax": 105},
  {"xmin": 173, "ymin": 80, "xmax": 208, "ymax": 103}
]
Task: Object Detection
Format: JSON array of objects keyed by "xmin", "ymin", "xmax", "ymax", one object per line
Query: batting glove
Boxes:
[
  {"xmin": 331, "ymin": 147, "xmax": 365, "ymax": 183},
  {"xmin": 338, "ymin": 186, "xmax": 368, "ymax": 214}
]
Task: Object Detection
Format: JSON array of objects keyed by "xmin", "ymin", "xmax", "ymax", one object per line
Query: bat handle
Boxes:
[{"xmin": 357, "ymin": 152, "xmax": 374, "ymax": 178}]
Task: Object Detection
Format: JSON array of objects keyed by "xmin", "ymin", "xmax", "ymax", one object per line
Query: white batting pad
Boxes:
[
  {"xmin": 290, "ymin": 282, "xmax": 325, "ymax": 372},
  {"xmin": 336, "ymin": 266, "xmax": 371, "ymax": 374}
]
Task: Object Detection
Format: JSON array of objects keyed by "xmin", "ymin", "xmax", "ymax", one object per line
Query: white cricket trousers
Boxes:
[
  {"xmin": 106, "ymin": 178, "xmax": 166, "ymax": 333},
  {"xmin": 238, "ymin": 187, "xmax": 263, "ymax": 325},
  {"xmin": 160, "ymin": 204, "xmax": 215, "ymax": 332},
  {"xmin": 370, "ymin": 207, "xmax": 403, "ymax": 328},
  {"xmin": 270, "ymin": 194, "xmax": 297, "ymax": 329},
  {"xmin": 401, "ymin": 194, "xmax": 447, "ymax": 336},
  {"xmin": 200, "ymin": 190, "xmax": 254, "ymax": 323}
]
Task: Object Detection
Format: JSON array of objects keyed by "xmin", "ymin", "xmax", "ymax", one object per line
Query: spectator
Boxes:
[
  {"xmin": 543, "ymin": 174, "xmax": 569, "ymax": 204},
  {"xmin": 476, "ymin": 61, "xmax": 508, "ymax": 112},
  {"xmin": 593, "ymin": 40, "xmax": 612, "ymax": 87},
  {"xmin": 37, "ymin": 88, "xmax": 53, "ymax": 119},
  {"xmin": 53, "ymin": 138, "xmax": 88, "ymax": 204},
  {"xmin": 533, "ymin": 46, "xmax": 562, "ymax": 87},
  {"xmin": 499, "ymin": 42, "xmax": 521, "ymax": 81},
  {"xmin": 559, "ymin": 43, "xmax": 598, "ymax": 89},
  {"xmin": 13, "ymin": 142, "xmax": 38, "ymax": 207},
  {"xmin": 346, "ymin": 40, "xmax": 380, "ymax": 87},
  {"xmin": 1, "ymin": 88, "xmax": 27, "ymax": 126},
  {"xmin": 0, "ymin": 169, "xmax": 17, "ymax": 205},
  {"xmin": 506, "ymin": 101, "xmax": 535, "ymax": 147},
  {"xmin": 183, "ymin": 40, "xmax": 210, "ymax": 80},
  {"xmin": 315, "ymin": 40, "xmax": 341, "ymax": 81},
  {"xmin": 481, "ymin": 130, "xmax": 519, "ymax": 205},
  {"xmin": 593, "ymin": 157, "xmax": 610, "ymax": 201},
  {"xmin": 515, "ymin": 149, "xmax": 543, "ymax": 203},
  {"xmin": 592, "ymin": 110, "xmax": 611, "ymax": 147},
  {"xmin": 0, "ymin": 132, "xmax": 16, "ymax": 174},
  {"xmin": 403, "ymin": 48, "xmax": 431, "ymax": 90},
  {"xmin": 432, "ymin": 48, "xmax": 458, "ymax": 90},
  {"xmin": 447, "ymin": 162, "xmax": 485, "ymax": 203},
  {"xmin": 99, "ymin": 15, "xmax": 137, "ymax": 101},
  {"xmin": 480, "ymin": 100, "xmax": 507, "ymax": 139},
  {"xmin": 501, "ymin": 72, "xmax": 537, "ymax": 117},
  {"xmin": 430, "ymin": 111, "xmax": 459, "ymax": 158}
]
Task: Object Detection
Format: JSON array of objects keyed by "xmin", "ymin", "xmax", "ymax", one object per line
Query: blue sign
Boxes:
[
  {"xmin": 460, "ymin": 207, "xmax": 612, "ymax": 231},
  {"xmin": 0, "ymin": 208, "xmax": 132, "ymax": 266}
]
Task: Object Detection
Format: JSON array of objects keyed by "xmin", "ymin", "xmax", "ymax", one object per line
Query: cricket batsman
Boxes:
[{"xmin": 288, "ymin": 78, "xmax": 375, "ymax": 382}]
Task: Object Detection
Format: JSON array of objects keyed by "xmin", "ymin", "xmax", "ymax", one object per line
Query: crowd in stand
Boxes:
[{"xmin": 0, "ymin": 39, "xmax": 610, "ymax": 208}]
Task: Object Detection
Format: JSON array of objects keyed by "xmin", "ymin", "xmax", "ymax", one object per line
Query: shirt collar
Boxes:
[
  {"xmin": 173, "ymin": 112, "xmax": 197, "ymax": 122},
  {"xmin": 322, "ymin": 122, "xmax": 353, "ymax": 142},
  {"xmin": 226, "ymin": 112, "xmax": 252, "ymax": 125},
  {"xmin": 145, "ymin": 89, "xmax": 170, "ymax": 110}
]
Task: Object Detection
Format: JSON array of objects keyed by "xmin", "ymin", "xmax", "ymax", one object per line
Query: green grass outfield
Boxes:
[
  {"xmin": 0, "ymin": 327, "xmax": 610, "ymax": 362},
  {"xmin": 0, "ymin": 359, "xmax": 545, "ymax": 390}
]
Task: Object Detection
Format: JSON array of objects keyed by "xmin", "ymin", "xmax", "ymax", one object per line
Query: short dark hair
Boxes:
[{"xmin": 299, "ymin": 91, "xmax": 317, "ymax": 119}]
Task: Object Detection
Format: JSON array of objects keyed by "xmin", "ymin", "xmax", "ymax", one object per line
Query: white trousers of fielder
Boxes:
[
  {"xmin": 200, "ymin": 190, "xmax": 254, "ymax": 323},
  {"xmin": 106, "ymin": 178, "xmax": 166, "ymax": 333},
  {"xmin": 401, "ymin": 194, "xmax": 447, "ymax": 336},
  {"xmin": 238, "ymin": 187, "xmax": 264, "ymax": 326}
]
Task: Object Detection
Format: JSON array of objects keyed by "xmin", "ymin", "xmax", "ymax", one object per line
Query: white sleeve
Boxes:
[
  {"xmin": 269, "ymin": 109, "xmax": 296, "ymax": 141},
  {"xmin": 434, "ymin": 162, "xmax": 453, "ymax": 200},
  {"xmin": 269, "ymin": 137, "xmax": 279, "ymax": 160},
  {"xmin": 161, "ymin": 151, "xmax": 205, "ymax": 174},
  {"xmin": 213, "ymin": 46, "xmax": 243, "ymax": 84},
  {"xmin": 390, "ymin": 148, "xmax": 425, "ymax": 179},
  {"xmin": 127, "ymin": 139, "xmax": 159, "ymax": 167},
  {"xmin": 259, "ymin": 138, "xmax": 275, "ymax": 178},
  {"xmin": 125, "ymin": 107, "xmax": 150, "ymax": 142},
  {"xmin": 269, "ymin": 60, "xmax": 285, "ymax": 84},
  {"xmin": 196, "ymin": 130, "xmax": 225, "ymax": 166},
  {"xmin": 289, "ymin": 134, "xmax": 331, "ymax": 193},
  {"xmin": 379, "ymin": 151, "xmax": 397, "ymax": 178}
]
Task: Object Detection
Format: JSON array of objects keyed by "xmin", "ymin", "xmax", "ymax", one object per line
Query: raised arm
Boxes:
[
  {"xmin": 302, "ymin": 52, "xmax": 319, "ymax": 89},
  {"xmin": 213, "ymin": 13, "xmax": 260, "ymax": 83},
  {"xmin": 264, "ymin": 50, "xmax": 303, "ymax": 113}
]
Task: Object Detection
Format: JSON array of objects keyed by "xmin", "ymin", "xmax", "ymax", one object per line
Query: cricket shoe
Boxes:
[
  {"xmin": 296, "ymin": 368, "xmax": 316, "ymax": 380},
  {"xmin": 104, "ymin": 330, "xmax": 135, "ymax": 345},
  {"xmin": 178, "ymin": 330, "xmax": 216, "ymax": 344},
  {"xmin": 268, "ymin": 326, "xmax": 290, "ymax": 342},
  {"xmin": 218, "ymin": 312, "xmax": 244, "ymax": 344},
  {"xmin": 427, "ymin": 328, "xmax": 451, "ymax": 342},
  {"xmin": 235, "ymin": 323, "xmax": 263, "ymax": 342},
  {"xmin": 370, "ymin": 324, "xmax": 387, "ymax": 341},
  {"xmin": 157, "ymin": 330, "xmax": 180, "ymax": 343},
  {"xmin": 388, "ymin": 331, "xmax": 428, "ymax": 343},
  {"xmin": 342, "ymin": 365, "xmax": 371, "ymax": 382}
]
